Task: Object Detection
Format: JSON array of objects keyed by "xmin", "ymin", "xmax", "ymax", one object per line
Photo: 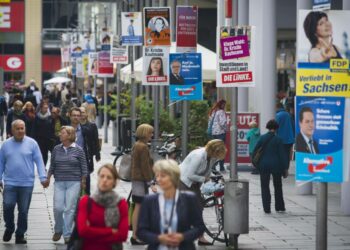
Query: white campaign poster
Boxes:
[
  {"xmin": 88, "ymin": 52, "xmax": 98, "ymax": 76},
  {"xmin": 121, "ymin": 12, "xmax": 143, "ymax": 46},
  {"xmin": 110, "ymin": 47, "xmax": 129, "ymax": 64},
  {"xmin": 142, "ymin": 46, "xmax": 169, "ymax": 86},
  {"xmin": 76, "ymin": 57, "xmax": 84, "ymax": 78},
  {"xmin": 216, "ymin": 26, "xmax": 256, "ymax": 87},
  {"xmin": 100, "ymin": 31, "xmax": 112, "ymax": 51}
]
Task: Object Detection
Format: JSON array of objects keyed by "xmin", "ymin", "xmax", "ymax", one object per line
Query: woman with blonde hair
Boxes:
[
  {"xmin": 138, "ymin": 159, "xmax": 205, "ymax": 250},
  {"xmin": 46, "ymin": 126, "xmax": 88, "ymax": 244},
  {"xmin": 130, "ymin": 123, "xmax": 156, "ymax": 245},
  {"xmin": 76, "ymin": 164, "xmax": 129, "ymax": 249},
  {"xmin": 179, "ymin": 139, "xmax": 227, "ymax": 245}
]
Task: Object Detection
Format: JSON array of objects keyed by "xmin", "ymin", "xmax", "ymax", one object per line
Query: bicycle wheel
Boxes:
[
  {"xmin": 202, "ymin": 196, "xmax": 227, "ymax": 243},
  {"xmin": 113, "ymin": 154, "xmax": 122, "ymax": 167}
]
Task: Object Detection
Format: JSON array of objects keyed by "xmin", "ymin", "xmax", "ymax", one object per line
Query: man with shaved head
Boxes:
[{"xmin": 0, "ymin": 120, "xmax": 48, "ymax": 244}]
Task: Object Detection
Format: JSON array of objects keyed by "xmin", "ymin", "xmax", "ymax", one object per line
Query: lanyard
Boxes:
[{"xmin": 163, "ymin": 199, "xmax": 176, "ymax": 234}]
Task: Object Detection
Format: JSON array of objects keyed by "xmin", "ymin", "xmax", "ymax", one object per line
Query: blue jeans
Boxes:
[
  {"xmin": 3, "ymin": 185, "xmax": 34, "ymax": 237},
  {"xmin": 212, "ymin": 133, "xmax": 226, "ymax": 171},
  {"xmin": 53, "ymin": 181, "xmax": 81, "ymax": 238}
]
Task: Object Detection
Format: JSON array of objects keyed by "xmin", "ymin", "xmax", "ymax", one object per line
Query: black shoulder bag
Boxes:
[{"xmin": 252, "ymin": 134, "xmax": 274, "ymax": 168}]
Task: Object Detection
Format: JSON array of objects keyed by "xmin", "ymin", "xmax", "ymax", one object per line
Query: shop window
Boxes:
[
  {"xmin": 4, "ymin": 72, "xmax": 24, "ymax": 82},
  {"xmin": 3, "ymin": 44, "xmax": 24, "ymax": 54},
  {"xmin": 43, "ymin": 1, "xmax": 78, "ymax": 29}
]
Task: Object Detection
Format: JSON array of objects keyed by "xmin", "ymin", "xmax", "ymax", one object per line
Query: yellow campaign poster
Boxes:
[
  {"xmin": 0, "ymin": 0, "xmax": 10, "ymax": 3},
  {"xmin": 297, "ymin": 10, "xmax": 350, "ymax": 97}
]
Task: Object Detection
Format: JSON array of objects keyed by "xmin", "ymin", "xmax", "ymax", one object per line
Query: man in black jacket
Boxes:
[
  {"xmin": 70, "ymin": 107, "xmax": 100, "ymax": 195},
  {"xmin": 0, "ymin": 95, "xmax": 8, "ymax": 141},
  {"xmin": 295, "ymin": 106, "xmax": 319, "ymax": 154},
  {"xmin": 170, "ymin": 60, "xmax": 185, "ymax": 85}
]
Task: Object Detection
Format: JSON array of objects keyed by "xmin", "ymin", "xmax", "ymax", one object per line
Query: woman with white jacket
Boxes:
[{"xmin": 179, "ymin": 139, "xmax": 227, "ymax": 245}]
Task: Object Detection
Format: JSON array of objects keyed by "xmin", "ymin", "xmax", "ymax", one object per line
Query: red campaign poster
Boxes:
[
  {"xmin": 0, "ymin": 2, "xmax": 25, "ymax": 32},
  {"xmin": 176, "ymin": 6, "xmax": 198, "ymax": 52},
  {"xmin": 224, "ymin": 113, "xmax": 260, "ymax": 166},
  {"xmin": 98, "ymin": 51, "xmax": 114, "ymax": 77}
]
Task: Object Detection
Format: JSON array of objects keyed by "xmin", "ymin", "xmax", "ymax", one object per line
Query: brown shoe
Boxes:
[{"xmin": 52, "ymin": 233, "xmax": 62, "ymax": 242}]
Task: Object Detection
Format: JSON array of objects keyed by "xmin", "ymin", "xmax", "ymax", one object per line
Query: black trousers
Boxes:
[{"xmin": 260, "ymin": 172, "xmax": 285, "ymax": 212}]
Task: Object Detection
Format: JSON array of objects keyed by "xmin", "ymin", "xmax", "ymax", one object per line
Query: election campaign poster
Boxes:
[
  {"xmin": 142, "ymin": 47, "xmax": 169, "ymax": 85},
  {"xmin": 98, "ymin": 51, "xmax": 114, "ymax": 77},
  {"xmin": 60, "ymin": 47, "xmax": 70, "ymax": 63},
  {"xmin": 82, "ymin": 54, "xmax": 89, "ymax": 77},
  {"xmin": 169, "ymin": 53, "xmax": 202, "ymax": 100},
  {"xmin": 216, "ymin": 25, "xmax": 256, "ymax": 87},
  {"xmin": 76, "ymin": 57, "xmax": 84, "ymax": 78},
  {"xmin": 313, "ymin": 0, "xmax": 331, "ymax": 10},
  {"xmin": 295, "ymin": 96, "xmax": 345, "ymax": 183},
  {"xmin": 100, "ymin": 31, "xmax": 112, "ymax": 51},
  {"xmin": 70, "ymin": 34, "xmax": 82, "ymax": 76},
  {"xmin": 82, "ymin": 34, "xmax": 96, "ymax": 54},
  {"xmin": 297, "ymin": 10, "xmax": 350, "ymax": 97},
  {"xmin": 110, "ymin": 47, "xmax": 128, "ymax": 64},
  {"xmin": 121, "ymin": 12, "xmax": 143, "ymax": 45},
  {"xmin": 88, "ymin": 52, "xmax": 98, "ymax": 76},
  {"xmin": 144, "ymin": 7, "xmax": 171, "ymax": 46},
  {"xmin": 224, "ymin": 113, "xmax": 260, "ymax": 166},
  {"xmin": 176, "ymin": 6, "xmax": 198, "ymax": 52}
]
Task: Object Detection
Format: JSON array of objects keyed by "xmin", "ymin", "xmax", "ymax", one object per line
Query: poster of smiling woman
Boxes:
[
  {"xmin": 297, "ymin": 10, "xmax": 350, "ymax": 97},
  {"xmin": 143, "ymin": 7, "xmax": 171, "ymax": 46}
]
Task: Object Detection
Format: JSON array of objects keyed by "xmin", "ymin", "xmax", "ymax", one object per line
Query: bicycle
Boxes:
[
  {"xmin": 111, "ymin": 146, "xmax": 132, "ymax": 182},
  {"xmin": 154, "ymin": 132, "xmax": 182, "ymax": 163},
  {"xmin": 201, "ymin": 170, "xmax": 228, "ymax": 246}
]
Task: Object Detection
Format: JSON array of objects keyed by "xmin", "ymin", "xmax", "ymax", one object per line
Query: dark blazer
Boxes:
[
  {"xmin": 253, "ymin": 132, "xmax": 288, "ymax": 174},
  {"xmin": 137, "ymin": 191, "xmax": 205, "ymax": 250},
  {"xmin": 170, "ymin": 73, "xmax": 185, "ymax": 85},
  {"xmin": 295, "ymin": 133, "xmax": 319, "ymax": 154},
  {"xmin": 81, "ymin": 122, "xmax": 101, "ymax": 172}
]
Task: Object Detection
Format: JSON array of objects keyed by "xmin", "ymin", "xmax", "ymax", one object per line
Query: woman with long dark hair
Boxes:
[{"xmin": 146, "ymin": 57, "xmax": 164, "ymax": 76}]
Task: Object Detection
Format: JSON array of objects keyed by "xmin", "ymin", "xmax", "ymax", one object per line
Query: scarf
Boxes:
[
  {"xmin": 92, "ymin": 190, "xmax": 123, "ymax": 250},
  {"xmin": 37, "ymin": 111, "xmax": 50, "ymax": 120}
]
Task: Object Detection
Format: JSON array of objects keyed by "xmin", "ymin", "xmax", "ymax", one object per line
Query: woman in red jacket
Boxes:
[{"xmin": 77, "ymin": 163, "xmax": 128, "ymax": 250}]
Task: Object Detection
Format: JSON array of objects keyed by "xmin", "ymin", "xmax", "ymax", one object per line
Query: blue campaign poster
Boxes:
[
  {"xmin": 295, "ymin": 96, "xmax": 345, "ymax": 183},
  {"xmin": 169, "ymin": 53, "xmax": 202, "ymax": 101}
]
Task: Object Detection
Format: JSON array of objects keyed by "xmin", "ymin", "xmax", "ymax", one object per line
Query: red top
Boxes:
[{"xmin": 77, "ymin": 195, "xmax": 129, "ymax": 250}]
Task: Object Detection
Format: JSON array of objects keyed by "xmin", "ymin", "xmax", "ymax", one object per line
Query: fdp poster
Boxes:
[
  {"xmin": 297, "ymin": 10, "xmax": 350, "ymax": 97},
  {"xmin": 144, "ymin": 7, "xmax": 171, "ymax": 46},
  {"xmin": 110, "ymin": 47, "xmax": 128, "ymax": 64},
  {"xmin": 176, "ymin": 6, "xmax": 198, "ymax": 52},
  {"xmin": 216, "ymin": 26, "xmax": 256, "ymax": 87},
  {"xmin": 169, "ymin": 53, "xmax": 202, "ymax": 100},
  {"xmin": 142, "ymin": 47, "xmax": 169, "ymax": 85},
  {"xmin": 224, "ymin": 113, "xmax": 259, "ymax": 165},
  {"xmin": 98, "ymin": 51, "xmax": 113, "ymax": 77},
  {"xmin": 88, "ymin": 52, "xmax": 98, "ymax": 76},
  {"xmin": 295, "ymin": 96, "xmax": 345, "ymax": 183},
  {"xmin": 121, "ymin": 12, "xmax": 143, "ymax": 45}
]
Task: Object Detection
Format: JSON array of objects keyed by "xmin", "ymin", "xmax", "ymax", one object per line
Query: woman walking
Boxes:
[
  {"xmin": 46, "ymin": 126, "xmax": 88, "ymax": 243},
  {"xmin": 130, "ymin": 123, "xmax": 156, "ymax": 245},
  {"xmin": 76, "ymin": 164, "xmax": 129, "ymax": 250},
  {"xmin": 253, "ymin": 119, "xmax": 288, "ymax": 214},
  {"xmin": 207, "ymin": 100, "xmax": 227, "ymax": 171},
  {"xmin": 137, "ymin": 159, "xmax": 205, "ymax": 250}
]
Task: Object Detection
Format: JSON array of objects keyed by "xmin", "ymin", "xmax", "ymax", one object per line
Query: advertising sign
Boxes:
[
  {"xmin": 100, "ymin": 31, "xmax": 112, "ymax": 51},
  {"xmin": 176, "ymin": 6, "xmax": 198, "ymax": 52},
  {"xmin": 169, "ymin": 53, "xmax": 202, "ymax": 100},
  {"xmin": 313, "ymin": 0, "xmax": 331, "ymax": 10},
  {"xmin": 297, "ymin": 10, "xmax": 350, "ymax": 97},
  {"xmin": 88, "ymin": 52, "xmax": 98, "ymax": 76},
  {"xmin": 142, "ymin": 47, "xmax": 169, "ymax": 85},
  {"xmin": 216, "ymin": 26, "xmax": 256, "ymax": 87},
  {"xmin": 295, "ymin": 96, "xmax": 345, "ymax": 183},
  {"xmin": 98, "ymin": 51, "xmax": 114, "ymax": 77},
  {"xmin": 110, "ymin": 47, "xmax": 129, "ymax": 64},
  {"xmin": 0, "ymin": 2, "xmax": 24, "ymax": 32},
  {"xmin": 121, "ymin": 12, "xmax": 143, "ymax": 45},
  {"xmin": 144, "ymin": 7, "xmax": 171, "ymax": 46},
  {"xmin": 0, "ymin": 55, "xmax": 24, "ymax": 71},
  {"xmin": 224, "ymin": 113, "xmax": 260, "ymax": 165}
]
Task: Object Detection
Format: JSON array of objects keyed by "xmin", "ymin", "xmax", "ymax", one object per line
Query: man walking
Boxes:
[
  {"xmin": 69, "ymin": 107, "xmax": 100, "ymax": 195},
  {"xmin": 275, "ymin": 102, "xmax": 295, "ymax": 168},
  {"xmin": 0, "ymin": 120, "xmax": 48, "ymax": 244}
]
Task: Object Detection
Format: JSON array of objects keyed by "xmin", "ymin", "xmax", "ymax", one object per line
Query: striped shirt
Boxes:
[{"xmin": 48, "ymin": 143, "xmax": 88, "ymax": 181}]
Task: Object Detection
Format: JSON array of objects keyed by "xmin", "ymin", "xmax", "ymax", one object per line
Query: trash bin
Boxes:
[{"xmin": 224, "ymin": 180, "xmax": 249, "ymax": 234}]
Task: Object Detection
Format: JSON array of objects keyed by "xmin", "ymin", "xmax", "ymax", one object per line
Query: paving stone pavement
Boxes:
[{"xmin": 0, "ymin": 126, "xmax": 350, "ymax": 249}]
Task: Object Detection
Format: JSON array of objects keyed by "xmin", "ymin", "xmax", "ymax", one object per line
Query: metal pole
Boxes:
[
  {"xmin": 181, "ymin": 102, "xmax": 188, "ymax": 158},
  {"xmin": 316, "ymin": 183, "xmax": 328, "ymax": 250},
  {"xmin": 104, "ymin": 77, "xmax": 108, "ymax": 143},
  {"xmin": 152, "ymin": 0, "xmax": 159, "ymax": 140},
  {"xmin": 0, "ymin": 68, "xmax": 4, "ymax": 96},
  {"xmin": 94, "ymin": 14, "xmax": 98, "ymax": 96},
  {"xmin": 131, "ymin": 46, "xmax": 137, "ymax": 144}
]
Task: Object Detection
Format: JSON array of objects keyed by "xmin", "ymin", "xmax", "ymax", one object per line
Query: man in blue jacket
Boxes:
[
  {"xmin": 0, "ymin": 120, "xmax": 48, "ymax": 244},
  {"xmin": 275, "ymin": 102, "xmax": 295, "ymax": 168}
]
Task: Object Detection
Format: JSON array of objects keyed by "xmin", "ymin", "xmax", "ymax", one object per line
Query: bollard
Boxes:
[{"xmin": 224, "ymin": 180, "xmax": 249, "ymax": 235}]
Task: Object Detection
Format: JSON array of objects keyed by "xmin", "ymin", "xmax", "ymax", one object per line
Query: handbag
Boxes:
[
  {"xmin": 67, "ymin": 197, "xmax": 92, "ymax": 250},
  {"xmin": 117, "ymin": 154, "xmax": 132, "ymax": 181},
  {"xmin": 207, "ymin": 111, "xmax": 217, "ymax": 136},
  {"xmin": 252, "ymin": 134, "xmax": 274, "ymax": 168}
]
